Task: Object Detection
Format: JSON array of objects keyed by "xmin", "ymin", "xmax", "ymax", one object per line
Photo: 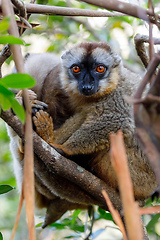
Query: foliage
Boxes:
[
  {"xmin": 0, "ymin": 232, "xmax": 3, "ymax": 240},
  {"xmin": 0, "ymin": 73, "xmax": 36, "ymax": 122},
  {"xmin": 0, "ymin": 18, "xmax": 36, "ymax": 123},
  {"xmin": 36, "ymin": 208, "xmax": 118, "ymax": 239},
  {"xmin": 0, "ymin": 17, "xmax": 25, "ymax": 45},
  {"xmin": 0, "ymin": 184, "xmax": 15, "ymax": 194}
]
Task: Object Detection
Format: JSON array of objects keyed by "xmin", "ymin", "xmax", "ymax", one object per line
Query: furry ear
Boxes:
[
  {"xmin": 61, "ymin": 51, "xmax": 68, "ymax": 59},
  {"xmin": 112, "ymin": 53, "xmax": 121, "ymax": 68}
]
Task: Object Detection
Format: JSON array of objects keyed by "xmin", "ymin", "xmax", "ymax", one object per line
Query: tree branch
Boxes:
[
  {"xmin": 79, "ymin": 0, "xmax": 160, "ymax": 27},
  {"xmin": 0, "ymin": 109, "xmax": 122, "ymax": 211},
  {"xmin": 134, "ymin": 34, "xmax": 160, "ymax": 69},
  {"xmin": 11, "ymin": 0, "xmax": 27, "ymax": 18},
  {"xmin": 110, "ymin": 131, "xmax": 143, "ymax": 240},
  {"xmin": 24, "ymin": 3, "xmax": 126, "ymax": 17},
  {"xmin": 133, "ymin": 52, "xmax": 160, "ymax": 193},
  {"xmin": 0, "ymin": 2, "xmax": 126, "ymax": 18}
]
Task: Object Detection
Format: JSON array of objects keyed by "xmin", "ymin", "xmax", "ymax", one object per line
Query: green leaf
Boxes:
[
  {"xmin": 35, "ymin": 222, "xmax": 43, "ymax": 228},
  {"xmin": 97, "ymin": 207, "xmax": 114, "ymax": 222},
  {"xmin": 0, "ymin": 93, "xmax": 12, "ymax": 110},
  {"xmin": 0, "ymin": 73, "xmax": 36, "ymax": 89},
  {"xmin": 0, "ymin": 17, "xmax": 10, "ymax": 32},
  {"xmin": 0, "ymin": 232, "xmax": 3, "ymax": 240},
  {"xmin": 0, "ymin": 84, "xmax": 14, "ymax": 110},
  {"xmin": 69, "ymin": 224, "xmax": 84, "ymax": 232},
  {"xmin": 50, "ymin": 222, "xmax": 67, "ymax": 230},
  {"xmin": 0, "ymin": 83, "xmax": 26, "ymax": 123},
  {"xmin": 0, "ymin": 35, "xmax": 24, "ymax": 45},
  {"xmin": 146, "ymin": 213, "xmax": 160, "ymax": 232},
  {"xmin": 0, "ymin": 184, "xmax": 14, "ymax": 194},
  {"xmin": 11, "ymin": 99, "xmax": 25, "ymax": 124},
  {"xmin": 0, "ymin": 84, "xmax": 14, "ymax": 97}
]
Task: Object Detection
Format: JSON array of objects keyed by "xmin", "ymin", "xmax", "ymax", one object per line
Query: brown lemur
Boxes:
[{"xmin": 6, "ymin": 42, "xmax": 156, "ymax": 230}]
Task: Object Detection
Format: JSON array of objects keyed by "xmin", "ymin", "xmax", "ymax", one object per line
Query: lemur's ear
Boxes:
[{"xmin": 112, "ymin": 53, "xmax": 121, "ymax": 68}]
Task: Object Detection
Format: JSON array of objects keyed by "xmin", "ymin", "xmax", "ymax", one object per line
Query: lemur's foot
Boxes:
[{"xmin": 33, "ymin": 110, "xmax": 54, "ymax": 143}]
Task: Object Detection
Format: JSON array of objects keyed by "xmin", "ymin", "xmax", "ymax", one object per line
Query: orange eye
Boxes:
[
  {"xmin": 72, "ymin": 65, "xmax": 80, "ymax": 73},
  {"xmin": 96, "ymin": 65, "xmax": 105, "ymax": 73}
]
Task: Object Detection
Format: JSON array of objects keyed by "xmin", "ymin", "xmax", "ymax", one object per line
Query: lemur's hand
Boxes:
[{"xmin": 15, "ymin": 90, "xmax": 48, "ymax": 114}]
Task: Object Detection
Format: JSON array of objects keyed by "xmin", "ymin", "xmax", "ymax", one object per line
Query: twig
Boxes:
[
  {"xmin": 11, "ymin": 0, "xmax": 27, "ymax": 18},
  {"xmin": 79, "ymin": 0, "xmax": 160, "ymax": 26},
  {"xmin": 19, "ymin": 16, "xmax": 32, "ymax": 29},
  {"xmin": 110, "ymin": 131, "xmax": 143, "ymax": 240},
  {"xmin": 133, "ymin": 49, "xmax": 160, "ymax": 198},
  {"xmin": 14, "ymin": 3, "xmax": 128, "ymax": 17},
  {"xmin": 134, "ymin": 34, "xmax": 160, "ymax": 69},
  {"xmin": 134, "ymin": 52, "xmax": 160, "ymax": 108},
  {"xmin": 148, "ymin": 0, "xmax": 155, "ymax": 61},
  {"xmin": 10, "ymin": 191, "xmax": 24, "ymax": 240},
  {"xmin": 134, "ymin": 34, "xmax": 150, "ymax": 69},
  {"xmin": 1, "ymin": 1, "xmax": 35, "ymax": 240},
  {"xmin": 102, "ymin": 190, "xmax": 128, "ymax": 240},
  {"xmin": 140, "ymin": 205, "xmax": 160, "ymax": 215}
]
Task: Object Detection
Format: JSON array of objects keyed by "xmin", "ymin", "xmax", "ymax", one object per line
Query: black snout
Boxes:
[
  {"xmin": 81, "ymin": 84, "xmax": 94, "ymax": 96},
  {"xmin": 78, "ymin": 72, "xmax": 99, "ymax": 96}
]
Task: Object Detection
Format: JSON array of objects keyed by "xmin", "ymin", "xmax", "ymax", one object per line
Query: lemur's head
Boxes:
[{"xmin": 60, "ymin": 42, "xmax": 121, "ymax": 99}]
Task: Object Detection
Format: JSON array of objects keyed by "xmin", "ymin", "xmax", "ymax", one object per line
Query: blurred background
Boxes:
[{"xmin": 0, "ymin": 0, "xmax": 160, "ymax": 239}]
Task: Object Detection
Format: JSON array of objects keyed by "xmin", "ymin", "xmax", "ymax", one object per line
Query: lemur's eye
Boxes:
[
  {"xmin": 72, "ymin": 65, "xmax": 81, "ymax": 73},
  {"xmin": 96, "ymin": 65, "xmax": 106, "ymax": 73}
]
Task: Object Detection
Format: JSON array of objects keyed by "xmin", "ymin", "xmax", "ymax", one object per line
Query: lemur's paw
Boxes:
[
  {"xmin": 33, "ymin": 110, "xmax": 54, "ymax": 143},
  {"xmin": 15, "ymin": 90, "xmax": 48, "ymax": 114},
  {"xmin": 16, "ymin": 89, "xmax": 37, "ymax": 103},
  {"xmin": 31, "ymin": 100, "xmax": 48, "ymax": 115}
]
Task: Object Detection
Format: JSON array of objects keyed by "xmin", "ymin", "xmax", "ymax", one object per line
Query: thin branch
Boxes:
[
  {"xmin": 14, "ymin": 3, "xmax": 127, "ymax": 17},
  {"xmin": 1, "ymin": 1, "xmax": 35, "ymax": 239},
  {"xmin": 110, "ymin": 131, "xmax": 143, "ymax": 240},
  {"xmin": 19, "ymin": 16, "xmax": 32, "ymax": 29},
  {"xmin": 134, "ymin": 34, "xmax": 160, "ymax": 69},
  {"xmin": 102, "ymin": 190, "xmax": 127, "ymax": 240},
  {"xmin": 133, "ymin": 52, "xmax": 160, "ymax": 206},
  {"xmin": 148, "ymin": 0, "xmax": 155, "ymax": 61},
  {"xmin": 10, "ymin": 191, "xmax": 24, "ymax": 240},
  {"xmin": 11, "ymin": 0, "xmax": 27, "ymax": 18},
  {"xmin": 1, "ymin": 0, "xmax": 159, "ymax": 24},
  {"xmin": 79, "ymin": 0, "xmax": 160, "ymax": 27},
  {"xmin": 134, "ymin": 52, "xmax": 160, "ymax": 105},
  {"xmin": 140, "ymin": 205, "xmax": 160, "ymax": 215}
]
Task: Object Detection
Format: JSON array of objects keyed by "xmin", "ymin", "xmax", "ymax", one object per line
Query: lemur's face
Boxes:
[{"xmin": 61, "ymin": 42, "xmax": 121, "ymax": 98}]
